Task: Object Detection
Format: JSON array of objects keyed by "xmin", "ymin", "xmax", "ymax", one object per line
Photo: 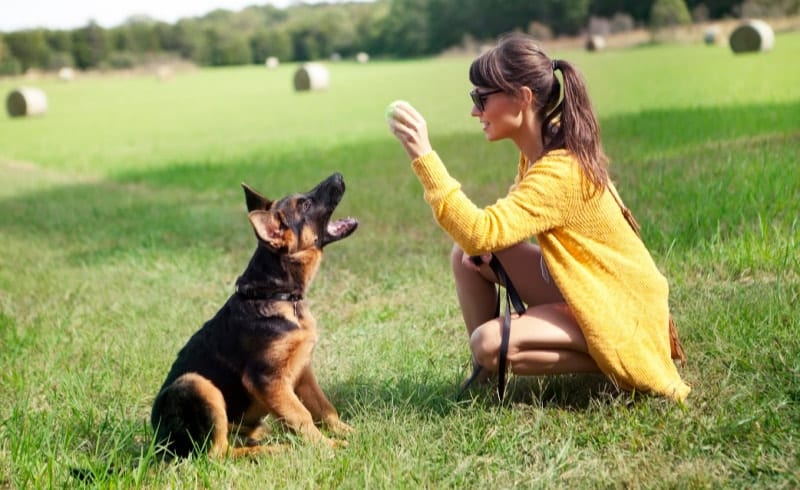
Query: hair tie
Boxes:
[{"xmin": 552, "ymin": 59, "xmax": 559, "ymax": 71}]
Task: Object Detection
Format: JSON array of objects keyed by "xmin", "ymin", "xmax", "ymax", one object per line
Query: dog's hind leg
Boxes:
[
  {"xmin": 152, "ymin": 373, "xmax": 231, "ymax": 459},
  {"xmin": 295, "ymin": 366, "xmax": 353, "ymax": 436}
]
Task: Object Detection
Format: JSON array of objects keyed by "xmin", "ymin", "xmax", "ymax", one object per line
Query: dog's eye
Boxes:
[{"xmin": 299, "ymin": 199, "xmax": 311, "ymax": 212}]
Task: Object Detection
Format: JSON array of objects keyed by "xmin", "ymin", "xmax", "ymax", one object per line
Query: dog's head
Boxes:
[{"xmin": 242, "ymin": 173, "xmax": 358, "ymax": 255}]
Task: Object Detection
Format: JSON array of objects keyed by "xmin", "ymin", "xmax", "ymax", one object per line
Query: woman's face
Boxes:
[{"xmin": 470, "ymin": 87, "xmax": 526, "ymax": 142}]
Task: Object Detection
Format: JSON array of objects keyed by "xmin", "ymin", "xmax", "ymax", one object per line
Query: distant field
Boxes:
[{"xmin": 1, "ymin": 32, "xmax": 798, "ymax": 488}]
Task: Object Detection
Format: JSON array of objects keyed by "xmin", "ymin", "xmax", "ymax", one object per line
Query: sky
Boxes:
[{"xmin": 0, "ymin": 0, "xmax": 333, "ymax": 32}]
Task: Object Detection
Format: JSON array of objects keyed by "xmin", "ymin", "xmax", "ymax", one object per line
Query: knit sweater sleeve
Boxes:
[{"xmin": 411, "ymin": 150, "xmax": 577, "ymax": 256}]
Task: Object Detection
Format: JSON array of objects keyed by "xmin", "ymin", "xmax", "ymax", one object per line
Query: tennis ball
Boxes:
[{"xmin": 385, "ymin": 99, "xmax": 408, "ymax": 120}]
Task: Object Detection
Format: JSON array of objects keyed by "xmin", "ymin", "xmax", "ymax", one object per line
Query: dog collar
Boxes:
[
  {"xmin": 235, "ymin": 285, "xmax": 304, "ymax": 317},
  {"xmin": 234, "ymin": 283, "xmax": 303, "ymax": 303}
]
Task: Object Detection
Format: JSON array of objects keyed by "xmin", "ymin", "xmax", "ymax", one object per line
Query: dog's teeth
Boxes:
[{"xmin": 327, "ymin": 218, "xmax": 356, "ymax": 237}]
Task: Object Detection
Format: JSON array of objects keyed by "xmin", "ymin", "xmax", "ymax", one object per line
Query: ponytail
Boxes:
[{"xmin": 545, "ymin": 59, "xmax": 609, "ymax": 193}]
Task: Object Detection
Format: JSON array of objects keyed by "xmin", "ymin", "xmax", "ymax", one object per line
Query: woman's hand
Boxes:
[
  {"xmin": 462, "ymin": 251, "xmax": 493, "ymax": 272},
  {"xmin": 386, "ymin": 100, "xmax": 433, "ymax": 160}
]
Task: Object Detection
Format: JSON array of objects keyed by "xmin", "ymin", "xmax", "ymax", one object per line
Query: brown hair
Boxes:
[{"xmin": 469, "ymin": 33, "xmax": 609, "ymax": 191}]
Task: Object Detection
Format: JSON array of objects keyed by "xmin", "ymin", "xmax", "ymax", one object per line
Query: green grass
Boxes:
[{"xmin": 1, "ymin": 33, "xmax": 799, "ymax": 488}]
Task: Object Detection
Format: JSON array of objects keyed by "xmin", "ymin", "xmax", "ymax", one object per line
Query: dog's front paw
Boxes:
[
  {"xmin": 324, "ymin": 437, "xmax": 349, "ymax": 449},
  {"xmin": 325, "ymin": 417, "xmax": 355, "ymax": 436}
]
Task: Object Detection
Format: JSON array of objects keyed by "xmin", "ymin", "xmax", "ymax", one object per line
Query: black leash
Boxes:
[{"xmin": 457, "ymin": 255, "xmax": 526, "ymax": 401}]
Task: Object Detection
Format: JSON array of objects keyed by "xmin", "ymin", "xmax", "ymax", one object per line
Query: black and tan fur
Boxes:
[{"xmin": 151, "ymin": 173, "xmax": 358, "ymax": 459}]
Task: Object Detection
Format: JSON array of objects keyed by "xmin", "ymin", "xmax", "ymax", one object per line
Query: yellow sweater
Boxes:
[{"xmin": 411, "ymin": 149, "xmax": 690, "ymax": 402}]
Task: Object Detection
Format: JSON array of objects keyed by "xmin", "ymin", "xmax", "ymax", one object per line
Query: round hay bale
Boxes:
[
  {"xmin": 729, "ymin": 19, "xmax": 775, "ymax": 53},
  {"xmin": 704, "ymin": 26, "xmax": 721, "ymax": 45},
  {"xmin": 6, "ymin": 87, "xmax": 48, "ymax": 117},
  {"xmin": 585, "ymin": 35, "xmax": 606, "ymax": 52},
  {"xmin": 356, "ymin": 52, "xmax": 370, "ymax": 63},
  {"xmin": 265, "ymin": 56, "xmax": 279, "ymax": 69},
  {"xmin": 57, "ymin": 67, "xmax": 75, "ymax": 81},
  {"xmin": 156, "ymin": 65, "xmax": 174, "ymax": 82},
  {"xmin": 293, "ymin": 63, "xmax": 329, "ymax": 92}
]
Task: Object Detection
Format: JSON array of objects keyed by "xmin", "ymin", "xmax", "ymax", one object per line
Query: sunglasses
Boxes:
[{"xmin": 469, "ymin": 88, "xmax": 503, "ymax": 112}]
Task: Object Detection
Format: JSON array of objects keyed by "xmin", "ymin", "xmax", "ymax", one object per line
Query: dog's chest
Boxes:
[{"xmin": 297, "ymin": 306, "xmax": 318, "ymax": 339}]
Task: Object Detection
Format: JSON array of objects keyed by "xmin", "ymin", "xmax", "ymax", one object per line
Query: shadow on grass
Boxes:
[{"xmin": 325, "ymin": 371, "xmax": 626, "ymax": 422}]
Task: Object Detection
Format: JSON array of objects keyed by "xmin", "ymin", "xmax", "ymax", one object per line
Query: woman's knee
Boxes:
[
  {"xmin": 450, "ymin": 243, "xmax": 465, "ymax": 272},
  {"xmin": 469, "ymin": 324, "xmax": 500, "ymax": 370}
]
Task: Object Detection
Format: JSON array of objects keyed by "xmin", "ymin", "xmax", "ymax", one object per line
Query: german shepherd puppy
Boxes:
[{"xmin": 151, "ymin": 173, "xmax": 358, "ymax": 459}]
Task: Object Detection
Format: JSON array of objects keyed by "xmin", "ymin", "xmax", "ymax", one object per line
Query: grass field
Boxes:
[{"xmin": 1, "ymin": 32, "xmax": 798, "ymax": 489}]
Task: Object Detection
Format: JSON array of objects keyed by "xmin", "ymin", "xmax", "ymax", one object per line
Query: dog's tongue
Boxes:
[{"xmin": 327, "ymin": 217, "xmax": 358, "ymax": 238}]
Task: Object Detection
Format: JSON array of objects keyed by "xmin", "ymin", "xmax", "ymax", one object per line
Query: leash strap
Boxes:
[
  {"xmin": 488, "ymin": 256, "xmax": 526, "ymax": 401},
  {"xmin": 457, "ymin": 362, "xmax": 485, "ymax": 400},
  {"xmin": 490, "ymin": 256, "xmax": 526, "ymax": 314},
  {"xmin": 457, "ymin": 256, "xmax": 526, "ymax": 401}
]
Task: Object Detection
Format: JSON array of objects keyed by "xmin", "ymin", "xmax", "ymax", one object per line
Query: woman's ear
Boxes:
[{"xmin": 519, "ymin": 86, "xmax": 534, "ymax": 108}]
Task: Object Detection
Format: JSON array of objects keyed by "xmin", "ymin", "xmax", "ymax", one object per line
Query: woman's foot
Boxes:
[{"xmin": 458, "ymin": 356, "xmax": 493, "ymax": 397}]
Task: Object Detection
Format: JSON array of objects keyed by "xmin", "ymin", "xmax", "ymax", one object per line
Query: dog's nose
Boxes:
[
  {"xmin": 329, "ymin": 173, "xmax": 344, "ymax": 186},
  {"xmin": 324, "ymin": 173, "xmax": 345, "ymax": 193}
]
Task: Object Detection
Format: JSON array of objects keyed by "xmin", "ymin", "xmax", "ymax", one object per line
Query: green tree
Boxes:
[
  {"xmin": 202, "ymin": 28, "xmax": 251, "ymax": 66},
  {"xmin": 45, "ymin": 30, "xmax": 72, "ymax": 53},
  {"xmin": 170, "ymin": 20, "xmax": 204, "ymax": 60},
  {"xmin": 153, "ymin": 22, "xmax": 179, "ymax": 52},
  {"xmin": 250, "ymin": 28, "xmax": 293, "ymax": 64},
  {"xmin": 283, "ymin": 6, "xmax": 360, "ymax": 60},
  {"xmin": 348, "ymin": 1, "xmax": 389, "ymax": 56},
  {"xmin": 112, "ymin": 16, "xmax": 162, "ymax": 53},
  {"xmin": 684, "ymin": 0, "xmax": 747, "ymax": 18},
  {"xmin": 321, "ymin": 8, "xmax": 359, "ymax": 56},
  {"xmin": 426, "ymin": 0, "xmax": 471, "ymax": 53},
  {"xmin": 71, "ymin": 22, "xmax": 108, "ymax": 69},
  {"xmin": 590, "ymin": 0, "xmax": 653, "ymax": 23},
  {"xmin": 289, "ymin": 26, "xmax": 322, "ymax": 61},
  {"xmin": 381, "ymin": 0, "xmax": 430, "ymax": 57},
  {"xmin": 0, "ymin": 35, "xmax": 22, "ymax": 75},
  {"xmin": 546, "ymin": 0, "xmax": 592, "ymax": 36},
  {"xmin": 650, "ymin": 0, "xmax": 691, "ymax": 29},
  {"xmin": 4, "ymin": 29, "xmax": 50, "ymax": 71},
  {"xmin": 738, "ymin": 0, "xmax": 800, "ymax": 17}
]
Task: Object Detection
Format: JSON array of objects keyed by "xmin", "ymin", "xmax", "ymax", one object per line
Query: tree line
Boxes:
[{"xmin": 1, "ymin": 0, "xmax": 796, "ymax": 75}]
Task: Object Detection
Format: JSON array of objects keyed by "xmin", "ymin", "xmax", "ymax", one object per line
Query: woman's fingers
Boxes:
[{"xmin": 386, "ymin": 100, "xmax": 432, "ymax": 159}]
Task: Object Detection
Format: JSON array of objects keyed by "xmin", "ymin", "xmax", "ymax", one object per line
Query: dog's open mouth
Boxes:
[{"xmin": 323, "ymin": 217, "xmax": 358, "ymax": 246}]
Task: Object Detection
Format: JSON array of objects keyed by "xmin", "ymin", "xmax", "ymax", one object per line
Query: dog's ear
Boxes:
[
  {"xmin": 248, "ymin": 210, "xmax": 288, "ymax": 250},
  {"xmin": 242, "ymin": 183, "xmax": 273, "ymax": 212}
]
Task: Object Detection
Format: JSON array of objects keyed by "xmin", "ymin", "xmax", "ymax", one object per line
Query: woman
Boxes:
[{"xmin": 387, "ymin": 33, "xmax": 690, "ymax": 402}]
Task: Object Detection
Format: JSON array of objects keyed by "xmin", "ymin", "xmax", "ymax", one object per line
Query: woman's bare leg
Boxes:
[
  {"xmin": 491, "ymin": 241, "xmax": 565, "ymax": 307},
  {"xmin": 470, "ymin": 303, "xmax": 599, "ymax": 375},
  {"xmin": 450, "ymin": 244, "xmax": 497, "ymax": 338},
  {"xmin": 450, "ymin": 241, "xmax": 564, "ymax": 338},
  {"xmin": 451, "ymin": 241, "xmax": 597, "ymax": 376}
]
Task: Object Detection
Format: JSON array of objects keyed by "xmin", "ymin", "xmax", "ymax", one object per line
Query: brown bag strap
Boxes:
[
  {"xmin": 607, "ymin": 183, "xmax": 641, "ymax": 237},
  {"xmin": 607, "ymin": 183, "xmax": 687, "ymax": 366}
]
